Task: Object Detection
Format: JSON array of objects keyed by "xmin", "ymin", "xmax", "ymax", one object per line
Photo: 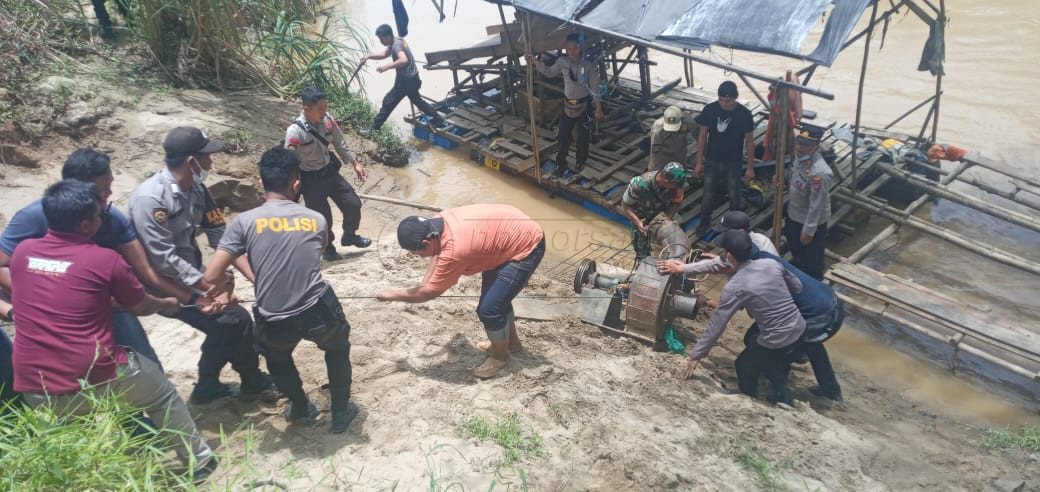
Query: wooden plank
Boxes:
[
  {"xmin": 493, "ymin": 139, "xmax": 533, "ymax": 158},
  {"xmin": 828, "ymin": 262, "xmax": 1040, "ymax": 358}
]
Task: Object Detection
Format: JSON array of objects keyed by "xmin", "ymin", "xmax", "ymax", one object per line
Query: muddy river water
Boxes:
[{"xmin": 340, "ymin": 0, "xmax": 1039, "ymax": 424}]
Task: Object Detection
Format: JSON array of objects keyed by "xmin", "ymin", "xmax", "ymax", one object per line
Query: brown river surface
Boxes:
[{"xmin": 340, "ymin": 0, "xmax": 1039, "ymax": 424}]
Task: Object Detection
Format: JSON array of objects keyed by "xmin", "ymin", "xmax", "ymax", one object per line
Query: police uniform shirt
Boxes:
[
  {"xmin": 218, "ymin": 200, "xmax": 328, "ymax": 321},
  {"xmin": 787, "ymin": 152, "xmax": 833, "ymax": 236},
  {"xmin": 128, "ymin": 168, "xmax": 227, "ymax": 288},
  {"xmin": 284, "ymin": 113, "xmax": 357, "ymax": 172},
  {"xmin": 536, "ymin": 55, "xmax": 601, "ymax": 118},
  {"xmin": 622, "ymin": 171, "xmax": 684, "ymax": 223}
]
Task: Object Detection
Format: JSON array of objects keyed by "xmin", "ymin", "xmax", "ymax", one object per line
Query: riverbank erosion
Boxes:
[{"xmin": 0, "ymin": 65, "xmax": 1037, "ymax": 490}]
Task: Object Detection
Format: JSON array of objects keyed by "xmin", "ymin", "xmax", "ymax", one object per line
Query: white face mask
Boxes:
[{"xmin": 190, "ymin": 158, "xmax": 208, "ymax": 183}]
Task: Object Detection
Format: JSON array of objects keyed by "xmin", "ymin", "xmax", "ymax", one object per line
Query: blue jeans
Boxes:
[
  {"xmin": 477, "ymin": 239, "xmax": 546, "ymax": 341},
  {"xmin": 112, "ymin": 308, "xmax": 162, "ymax": 371}
]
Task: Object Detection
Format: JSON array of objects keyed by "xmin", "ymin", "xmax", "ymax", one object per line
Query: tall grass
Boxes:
[
  {"xmin": 0, "ymin": 390, "xmax": 195, "ymax": 490},
  {"xmin": 130, "ymin": 0, "xmax": 367, "ymax": 97}
]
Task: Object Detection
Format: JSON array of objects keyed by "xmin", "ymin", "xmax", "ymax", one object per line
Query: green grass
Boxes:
[
  {"xmin": 0, "ymin": 390, "xmax": 196, "ymax": 490},
  {"xmin": 734, "ymin": 444, "xmax": 784, "ymax": 491},
  {"xmin": 460, "ymin": 414, "xmax": 544, "ymax": 464},
  {"xmin": 981, "ymin": 426, "xmax": 1040, "ymax": 453},
  {"xmin": 326, "ymin": 86, "xmax": 410, "ymax": 166}
]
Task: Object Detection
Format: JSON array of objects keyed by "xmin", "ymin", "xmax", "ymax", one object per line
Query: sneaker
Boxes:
[
  {"xmin": 808, "ymin": 385, "xmax": 843, "ymax": 402},
  {"xmin": 340, "ymin": 235, "xmax": 372, "ymax": 248},
  {"xmin": 240, "ymin": 373, "xmax": 279, "ymax": 403},
  {"xmin": 574, "ymin": 161, "xmax": 586, "ymax": 173},
  {"xmin": 551, "ymin": 166, "xmax": 567, "ymax": 178},
  {"xmin": 323, "ymin": 246, "xmax": 343, "ymax": 262},
  {"xmin": 331, "ymin": 401, "xmax": 360, "ymax": 434},
  {"xmin": 189, "ymin": 382, "xmax": 239, "ymax": 405},
  {"xmin": 192, "ymin": 457, "xmax": 219, "ymax": 484},
  {"xmin": 359, "ymin": 127, "xmax": 375, "ymax": 137},
  {"xmin": 283, "ymin": 400, "xmax": 321, "ymax": 423}
]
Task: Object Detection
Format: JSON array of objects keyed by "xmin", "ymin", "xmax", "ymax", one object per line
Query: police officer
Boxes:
[
  {"xmin": 621, "ymin": 162, "xmax": 687, "ymax": 258},
  {"xmin": 784, "ymin": 126, "xmax": 832, "ymax": 279},
  {"xmin": 129, "ymin": 127, "xmax": 274, "ymax": 404},
  {"xmin": 203, "ymin": 147, "xmax": 359, "ymax": 433},
  {"xmin": 285, "ymin": 86, "xmax": 370, "ymax": 262},
  {"xmin": 526, "ymin": 33, "xmax": 604, "ymax": 177},
  {"xmin": 648, "ymin": 106, "xmax": 696, "ymax": 172},
  {"xmin": 359, "ymin": 24, "xmax": 445, "ymax": 134}
]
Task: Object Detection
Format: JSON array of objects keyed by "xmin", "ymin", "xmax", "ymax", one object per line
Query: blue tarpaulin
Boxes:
[{"xmin": 491, "ymin": 0, "xmax": 873, "ymax": 67}]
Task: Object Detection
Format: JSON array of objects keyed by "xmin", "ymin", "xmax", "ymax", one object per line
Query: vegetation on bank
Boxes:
[
  {"xmin": 982, "ymin": 426, "xmax": 1040, "ymax": 453},
  {"xmin": 0, "ymin": 0, "xmax": 410, "ymax": 164}
]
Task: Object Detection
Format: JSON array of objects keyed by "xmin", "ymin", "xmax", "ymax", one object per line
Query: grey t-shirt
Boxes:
[
  {"xmin": 391, "ymin": 38, "xmax": 419, "ymax": 79},
  {"xmin": 218, "ymin": 200, "xmax": 328, "ymax": 321}
]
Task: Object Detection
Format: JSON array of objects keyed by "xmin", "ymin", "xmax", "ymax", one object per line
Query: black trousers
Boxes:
[
  {"xmin": 700, "ymin": 160, "xmax": 743, "ymax": 228},
  {"xmin": 254, "ymin": 288, "xmax": 352, "ymax": 413},
  {"xmin": 556, "ymin": 109, "xmax": 591, "ymax": 170},
  {"xmin": 91, "ymin": 0, "xmax": 129, "ymax": 28},
  {"xmin": 371, "ymin": 75, "xmax": 441, "ymax": 131},
  {"xmin": 784, "ymin": 218, "xmax": 829, "ymax": 280},
  {"xmin": 300, "ymin": 162, "xmax": 362, "ymax": 245},
  {"xmin": 0, "ymin": 329, "xmax": 20, "ymax": 409},
  {"xmin": 171, "ymin": 305, "xmax": 264, "ymax": 389},
  {"xmin": 736, "ymin": 324, "xmax": 799, "ymax": 405}
]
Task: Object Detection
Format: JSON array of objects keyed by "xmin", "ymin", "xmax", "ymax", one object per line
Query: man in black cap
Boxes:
[
  {"xmin": 129, "ymin": 127, "xmax": 275, "ymax": 404},
  {"xmin": 784, "ymin": 126, "xmax": 832, "ymax": 279},
  {"xmin": 694, "ymin": 81, "xmax": 756, "ymax": 237},
  {"xmin": 377, "ymin": 204, "xmax": 545, "ymax": 379},
  {"xmin": 681, "ymin": 230, "xmax": 805, "ymax": 406}
]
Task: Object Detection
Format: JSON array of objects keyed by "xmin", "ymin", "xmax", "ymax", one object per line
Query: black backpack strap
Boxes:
[{"xmin": 295, "ymin": 121, "xmax": 330, "ymax": 147}]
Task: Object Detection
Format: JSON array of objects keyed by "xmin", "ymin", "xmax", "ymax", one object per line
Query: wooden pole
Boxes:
[
  {"xmin": 771, "ymin": 72, "xmax": 791, "ymax": 248},
  {"xmin": 834, "ymin": 191, "xmax": 1040, "ymax": 276},
  {"xmin": 884, "ymin": 93, "xmax": 938, "ymax": 129},
  {"xmin": 930, "ymin": 0, "xmax": 945, "ymax": 142},
  {"xmin": 850, "ymin": 0, "xmax": 879, "ymax": 194},
  {"xmin": 845, "ymin": 161, "xmax": 970, "ymax": 264},
  {"xmin": 357, "ymin": 193, "xmax": 443, "ymax": 212},
  {"xmin": 522, "ymin": 12, "xmax": 542, "ymax": 184},
  {"xmin": 876, "ymin": 162, "xmax": 1040, "ymax": 233}
]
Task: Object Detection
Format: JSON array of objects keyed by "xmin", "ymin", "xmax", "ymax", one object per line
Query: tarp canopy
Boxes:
[{"xmin": 491, "ymin": 0, "xmax": 874, "ymax": 67}]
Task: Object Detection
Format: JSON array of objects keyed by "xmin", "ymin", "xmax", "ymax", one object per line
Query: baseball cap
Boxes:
[
  {"xmin": 795, "ymin": 125, "xmax": 824, "ymax": 145},
  {"xmin": 660, "ymin": 162, "xmax": 686, "ymax": 185},
  {"xmin": 716, "ymin": 229, "xmax": 753, "ymax": 263},
  {"xmin": 662, "ymin": 106, "xmax": 682, "ymax": 132},
  {"xmin": 712, "ymin": 210, "xmax": 751, "ymax": 233},
  {"xmin": 397, "ymin": 216, "xmax": 441, "ymax": 250},
  {"xmin": 163, "ymin": 127, "xmax": 225, "ymax": 155},
  {"xmin": 718, "ymin": 81, "xmax": 739, "ymax": 98}
]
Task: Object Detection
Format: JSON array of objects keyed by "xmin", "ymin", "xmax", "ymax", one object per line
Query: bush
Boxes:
[{"xmin": 326, "ymin": 86, "xmax": 410, "ymax": 166}]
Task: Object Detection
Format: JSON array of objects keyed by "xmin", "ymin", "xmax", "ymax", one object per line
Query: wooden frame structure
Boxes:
[{"xmin": 404, "ymin": 0, "xmax": 1040, "ymax": 409}]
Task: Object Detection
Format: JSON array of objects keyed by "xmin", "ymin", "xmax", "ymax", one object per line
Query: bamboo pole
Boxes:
[
  {"xmin": 965, "ymin": 156, "xmax": 1040, "ymax": 189},
  {"xmin": 846, "ymin": 161, "xmax": 970, "ymax": 263},
  {"xmin": 522, "ymin": 12, "xmax": 542, "ymax": 184},
  {"xmin": 771, "ymin": 72, "xmax": 791, "ymax": 247},
  {"xmin": 833, "ymin": 191, "xmax": 1040, "ymax": 276},
  {"xmin": 357, "ymin": 193, "xmax": 443, "ymax": 212},
  {"xmin": 850, "ymin": 0, "xmax": 879, "ymax": 194},
  {"xmin": 876, "ymin": 162, "xmax": 1040, "ymax": 233},
  {"xmin": 884, "ymin": 93, "xmax": 938, "ymax": 129}
]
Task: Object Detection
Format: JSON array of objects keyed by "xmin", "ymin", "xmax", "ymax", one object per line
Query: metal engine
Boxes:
[{"xmin": 573, "ymin": 226, "xmax": 704, "ymax": 343}]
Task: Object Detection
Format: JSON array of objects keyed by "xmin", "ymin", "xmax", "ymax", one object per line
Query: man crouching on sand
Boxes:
[{"xmin": 377, "ymin": 204, "xmax": 545, "ymax": 378}]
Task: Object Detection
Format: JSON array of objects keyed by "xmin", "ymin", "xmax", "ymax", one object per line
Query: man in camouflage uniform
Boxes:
[
  {"xmin": 784, "ymin": 126, "xmax": 832, "ymax": 279},
  {"xmin": 621, "ymin": 162, "xmax": 687, "ymax": 258}
]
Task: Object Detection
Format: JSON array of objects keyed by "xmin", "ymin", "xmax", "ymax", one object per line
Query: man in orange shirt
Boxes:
[{"xmin": 377, "ymin": 204, "xmax": 545, "ymax": 378}]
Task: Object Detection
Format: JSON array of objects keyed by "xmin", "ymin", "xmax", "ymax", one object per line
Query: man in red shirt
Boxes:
[
  {"xmin": 10, "ymin": 180, "xmax": 216, "ymax": 478},
  {"xmin": 377, "ymin": 204, "xmax": 545, "ymax": 378}
]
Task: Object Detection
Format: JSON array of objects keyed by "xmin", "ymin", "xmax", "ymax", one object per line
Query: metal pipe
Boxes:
[{"xmin": 850, "ymin": 0, "xmax": 879, "ymax": 194}]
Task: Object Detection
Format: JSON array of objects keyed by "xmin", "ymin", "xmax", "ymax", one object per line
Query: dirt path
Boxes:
[{"xmin": 1, "ymin": 77, "xmax": 1036, "ymax": 491}]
